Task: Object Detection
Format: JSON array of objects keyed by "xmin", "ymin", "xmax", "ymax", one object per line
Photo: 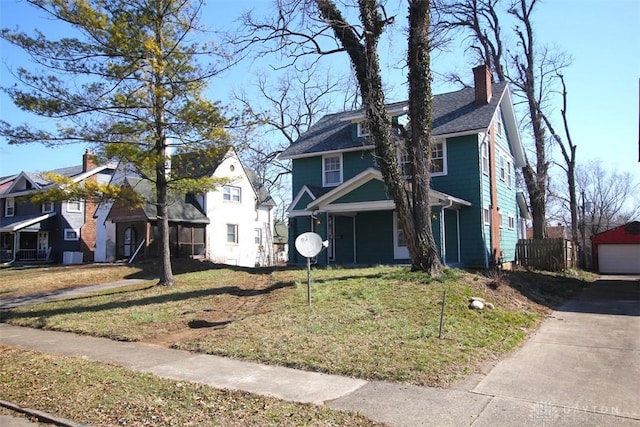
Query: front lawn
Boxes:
[
  {"xmin": 0, "ymin": 345, "xmax": 380, "ymax": 426},
  {"xmin": 1, "ymin": 265, "xmax": 584, "ymax": 387}
]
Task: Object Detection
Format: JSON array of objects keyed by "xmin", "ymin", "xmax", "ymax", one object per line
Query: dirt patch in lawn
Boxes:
[{"xmin": 140, "ymin": 277, "xmax": 292, "ymax": 347}]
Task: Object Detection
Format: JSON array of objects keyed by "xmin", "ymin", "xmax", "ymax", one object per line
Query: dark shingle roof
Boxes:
[
  {"xmin": 126, "ymin": 177, "xmax": 210, "ymax": 224},
  {"xmin": 280, "ymin": 82, "xmax": 508, "ymax": 158}
]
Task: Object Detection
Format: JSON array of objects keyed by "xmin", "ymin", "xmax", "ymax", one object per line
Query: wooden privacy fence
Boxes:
[{"xmin": 516, "ymin": 238, "xmax": 576, "ymax": 272}]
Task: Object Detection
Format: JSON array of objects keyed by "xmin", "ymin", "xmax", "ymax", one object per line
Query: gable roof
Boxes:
[
  {"xmin": 118, "ymin": 177, "xmax": 210, "ymax": 224},
  {"xmin": 280, "ymin": 82, "xmax": 510, "ymax": 160},
  {"xmin": 1, "ymin": 163, "xmax": 115, "ymax": 197}
]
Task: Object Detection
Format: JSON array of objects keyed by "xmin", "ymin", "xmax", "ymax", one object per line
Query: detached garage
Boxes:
[{"xmin": 592, "ymin": 221, "xmax": 640, "ymax": 274}]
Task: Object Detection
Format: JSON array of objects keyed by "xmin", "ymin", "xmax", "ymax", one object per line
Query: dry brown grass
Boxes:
[{"xmin": 0, "ymin": 264, "xmax": 147, "ymax": 298}]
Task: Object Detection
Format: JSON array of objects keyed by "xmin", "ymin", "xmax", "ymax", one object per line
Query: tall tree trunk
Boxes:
[
  {"xmin": 315, "ymin": 0, "xmax": 443, "ymax": 274},
  {"xmin": 406, "ymin": 0, "xmax": 442, "ymax": 273}
]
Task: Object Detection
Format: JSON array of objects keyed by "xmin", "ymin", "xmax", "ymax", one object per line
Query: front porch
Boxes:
[{"xmin": 287, "ymin": 168, "xmax": 471, "ymax": 266}]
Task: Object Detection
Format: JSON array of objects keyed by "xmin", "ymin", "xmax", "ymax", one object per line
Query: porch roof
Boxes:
[
  {"xmin": 0, "ymin": 212, "xmax": 57, "ymax": 232},
  {"xmin": 290, "ymin": 168, "xmax": 471, "ymax": 214}
]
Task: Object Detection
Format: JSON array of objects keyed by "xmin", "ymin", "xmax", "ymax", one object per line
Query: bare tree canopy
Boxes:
[{"xmin": 240, "ymin": 0, "xmax": 443, "ymax": 274}]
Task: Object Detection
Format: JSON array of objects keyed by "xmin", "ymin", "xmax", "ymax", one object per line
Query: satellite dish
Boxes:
[{"xmin": 295, "ymin": 232, "xmax": 324, "ymax": 258}]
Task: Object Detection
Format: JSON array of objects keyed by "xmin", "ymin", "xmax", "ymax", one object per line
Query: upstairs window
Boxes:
[
  {"xmin": 507, "ymin": 160, "xmax": 513, "ymax": 188},
  {"xmin": 431, "ymin": 140, "xmax": 447, "ymax": 176},
  {"xmin": 481, "ymin": 143, "xmax": 489, "ymax": 175},
  {"xmin": 323, "ymin": 154, "xmax": 342, "ymax": 187},
  {"xmin": 5, "ymin": 198, "xmax": 15, "ymax": 217},
  {"xmin": 397, "ymin": 145, "xmax": 411, "ymax": 178},
  {"xmin": 499, "ymin": 156, "xmax": 506, "ymax": 181},
  {"xmin": 254, "ymin": 228, "xmax": 262, "ymax": 245},
  {"xmin": 67, "ymin": 200, "xmax": 82, "ymax": 213},
  {"xmin": 356, "ymin": 121, "xmax": 370, "ymax": 137},
  {"xmin": 223, "ymin": 186, "xmax": 241, "ymax": 202},
  {"xmin": 508, "ymin": 215, "xmax": 515, "ymax": 230},
  {"xmin": 42, "ymin": 202, "xmax": 54, "ymax": 213},
  {"xmin": 494, "ymin": 109, "xmax": 503, "ymax": 136}
]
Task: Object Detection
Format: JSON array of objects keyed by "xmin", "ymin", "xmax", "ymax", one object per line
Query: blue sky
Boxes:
[{"xmin": 1, "ymin": 0, "xmax": 638, "ymax": 184}]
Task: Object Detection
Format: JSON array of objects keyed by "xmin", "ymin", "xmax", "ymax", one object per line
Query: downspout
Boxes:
[
  {"xmin": 441, "ymin": 199, "xmax": 454, "ymax": 264},
  {"xmin": 480, "ymin": 135, "xmax": 490, "ymax": 269}
]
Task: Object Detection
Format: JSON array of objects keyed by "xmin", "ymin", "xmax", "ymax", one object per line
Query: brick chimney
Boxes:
[
  {"xmin": 473, "ymin": 64, "xmax": 492, "ymax": 105},
  {"xmin": 82, "ymin": 149, "xmax": 97, "ymax": 172}
]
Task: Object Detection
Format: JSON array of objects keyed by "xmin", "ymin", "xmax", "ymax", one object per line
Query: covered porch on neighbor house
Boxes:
[
  {"xmin": 0, "ymin": 213, "xmax": 57, "ymax": 263},
  {"xmin": 287, "ymin": 168, "xmax": 471, "ymax": 266}
]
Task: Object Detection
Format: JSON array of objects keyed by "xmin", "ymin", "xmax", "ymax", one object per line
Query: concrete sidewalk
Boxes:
[{"xmin": 1, "ymin": 277, "xmax": 639, "ymax": 426}]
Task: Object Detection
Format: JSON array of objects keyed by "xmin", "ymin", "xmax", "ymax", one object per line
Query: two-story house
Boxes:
[
  {"xmin": 100, "ymin": 148, "xmax": 276, "ymax": 268},
  {"xmin": 0, "ymin": 151, "xmax": 115, "ymax": 264},
  {"xmin": 280, "ymin": 65, "xmax": 529, "ymax": 268}
]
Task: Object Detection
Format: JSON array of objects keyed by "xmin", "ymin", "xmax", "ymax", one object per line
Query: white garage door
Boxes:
[{"xmin": 598, "ymin": 244, "xmax": 640, "ymax": 274}]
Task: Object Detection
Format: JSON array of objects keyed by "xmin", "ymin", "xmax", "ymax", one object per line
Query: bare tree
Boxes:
[
  {"xmin": 434, "ymin": 0, "xmax": 571, "ymax": 239},
  {"xmin": 231, "ymin": 63, "xmax": 359, "ymax": 219},
  {"xmin": 239, "ymin": 0, "xmax": 443, "ymax": 274}
]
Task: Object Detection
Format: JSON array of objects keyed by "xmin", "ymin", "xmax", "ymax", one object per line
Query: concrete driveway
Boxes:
[{"xmin": 472, "ymin": 275, "xmax": 640, "ymax": 425}]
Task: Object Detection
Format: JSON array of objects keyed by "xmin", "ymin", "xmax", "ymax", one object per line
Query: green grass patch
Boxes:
[
  {"xmin": 2, "ymin": 265, "xmax": 588, "ymax": 387},
  {"xmin": 0, "ymin": 345, "xmax": 380, "ymax": 426}
]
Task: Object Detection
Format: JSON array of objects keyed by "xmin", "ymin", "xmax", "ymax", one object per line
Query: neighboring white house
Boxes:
[{"xmin": 98, "ymin": 149, "xmax": 275, "ymax": 268}]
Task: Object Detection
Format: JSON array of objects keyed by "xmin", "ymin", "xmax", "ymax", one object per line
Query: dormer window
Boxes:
[
  {"xmin": 323, "ymin": 154, "xmax": 343, "ymax": 187},
  {"xmin": 356, "ymin": 121, "xmax": 370, "ymax": 137},
  {"xmin": 42, "ymin": 202, "xmax": 54, "ymax": 213},
  {"xmin": 5, "ymin": 198, "xmax": 15, "ymax": 217}
]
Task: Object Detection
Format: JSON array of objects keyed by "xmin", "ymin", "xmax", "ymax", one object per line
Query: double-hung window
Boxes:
[
  {"xmin": 254, "ymin": 228, "xmax": 262, "ymax": 245},
  {"xmin": 507, "ymin": 161, "xmax": 513, "ymax": 188},
  {"xmin": 481, "ymin": 143, "xmax": 489, "ymax": 175},
  {"xmin": 223, "ymin": 186, "xmax": 241, "ymax": 202},
  {"xmin": 67, "ymin": 200, "xmax": 82, "ymax": 212},
  {"xmin": 356, "ymin": 121, "xmax": 370, "ymax": 137},
  {"xmin": 226, "ymin": 224, "xmax": 238, "ymax": 244},
  {"xmin": 431, "ymin": 140, "xmax": 446, "ymax": 176},
  {"xmin": 5, "ymin": 198, "xmax": 15, "ymax": 217},
  {"xmin": 323, "ymin": 155, "xmax": 342, "ymax": 187},
  {"xmin": 397, "ymin": 145, "xmax": 411, "ymax": 178}
]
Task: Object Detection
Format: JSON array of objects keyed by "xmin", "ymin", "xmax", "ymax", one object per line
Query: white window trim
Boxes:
[
  {"xmin": 431, "ymin": 139, "xmax": 447, "ymax": 177},
  {"xmin": 481, "ymin": 142, "xmax": 489, "ymax": 176},
  {"xmin": 495, "ymin": 109, "xmax": 503, "ymax": 136},
  {"xmin": 483, "ymin": 207, "xmax": 490, "ymax": 225},
  {"xmin": 223, "ymin": 185, "xmax": 242, "ymax": 203},
  {"xmin": 498, "ymin": 212, "xmax": 504, "ymax": 228},
  {"xmin": 41, "ymin": 202, "xmax": 54, "ymax": 213},
  {"xmin": 226, "ymin": 223, "xmax": 238, "ymax": 244},
  {"xmin": 508, "ymin": 214, "xmax": 515, "ymax": 230},
  {"xmin": 64, "ymin": 228, "xmax": 80, "ymax": 241},
  {"xmin": 5, "ymin": 197, "xmax": 15, "ymax": 217},
  {"xmin": 254, "ymin": 227, "xmax": 262, "ymax": 245},
  {"xmin": 322, "ymin": 154, "xmax": 343, "ymax": 187},
  {"xmin": 507, "ymin": 160, "xmax": 513, "ymax": 188},
  {"xmin": 356, "ymin": 121, "xmax": 370, "ymax": 137},
  {"xmin": 499, "ymin": 156, "xmax": 506, "ymax": 181},
  {"xmin": 66, "ymin": 200, "xmax": 83, "ymax": 213},
  {"xmin": 393, "ymin": 211, "xmax": 409, "ymax": 259}
]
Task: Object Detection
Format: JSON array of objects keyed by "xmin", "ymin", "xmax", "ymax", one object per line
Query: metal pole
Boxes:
[
  {"xmin": 307, "ymin": 257, "xmax": 312, "ymax": 306},
  {"xmin": 438, "ymin": 289, "xmax": 447, "ymax": 339}
]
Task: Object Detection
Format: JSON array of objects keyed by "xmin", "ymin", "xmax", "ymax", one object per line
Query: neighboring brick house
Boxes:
[
  {"xmin": 280, "ymin": 65, "xmax": 529, "ymax": 268},
  {"xmin": 0, "ymin": 151, "xmax": 115, "ymax": 264}
]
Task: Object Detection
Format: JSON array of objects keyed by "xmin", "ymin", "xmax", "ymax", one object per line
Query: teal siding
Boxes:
[
  {"xmin": 432, "ymin": 134, "xmax": 487, "ymax": 267},
  {"xmin": 355, "ymin": 211, "xmax": 395, "ymax": 264},
  {"xmin": 444, "ymin": 209, "xmax": 459, "ymax": 264},
  {"xmin": 293, "ymin": 192, "xmax": 314, "ymax": 211},
  {"xmin": 333, "ymin": 179, "xmax": 390, "ymax": 204},
  {"xmin": 292, "ymin": 157, "xmax": 322, "ymax": 195},
  {"xmin": 494, "ymin": 109, "xmax": 519, "ymax": 262},
  {"xmin": 342, "ymin": 150, "xmax": 377, "ymax": 181}
]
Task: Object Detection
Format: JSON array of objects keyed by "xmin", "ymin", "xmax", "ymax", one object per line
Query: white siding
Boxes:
[{"xmin": 204, "ymin": 153, "xmax": 273, "ymax": 268}]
